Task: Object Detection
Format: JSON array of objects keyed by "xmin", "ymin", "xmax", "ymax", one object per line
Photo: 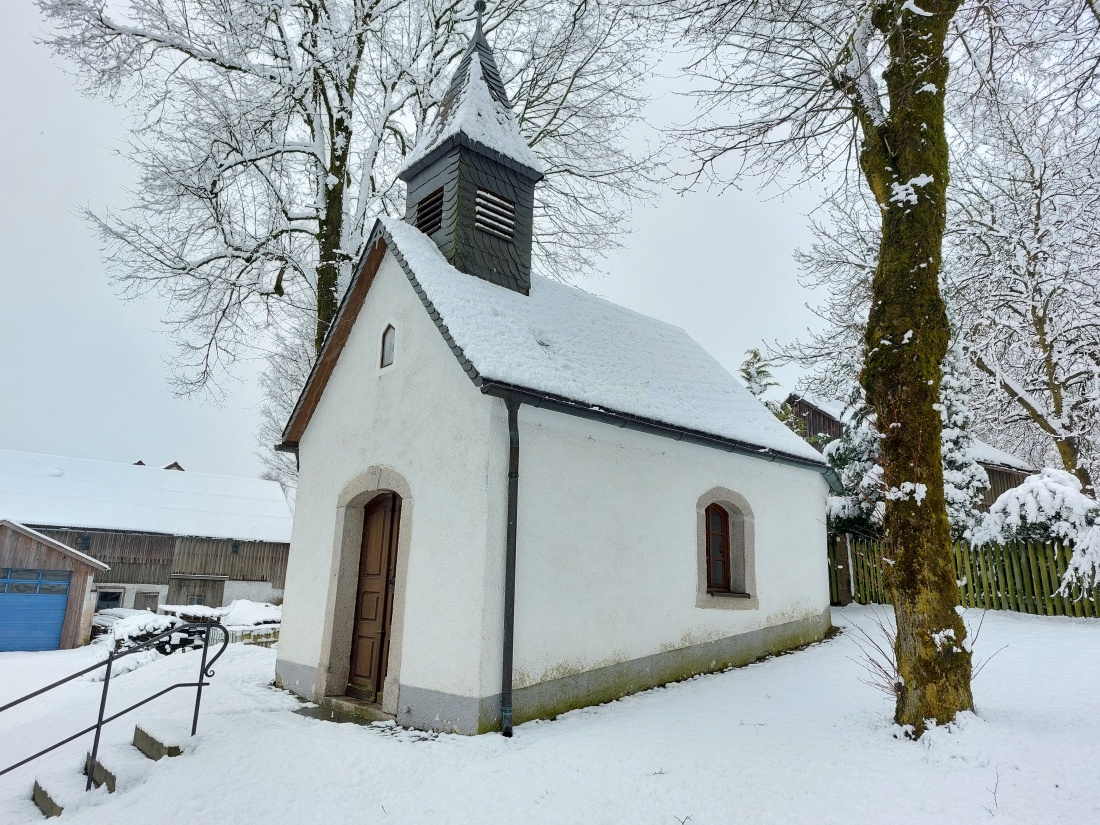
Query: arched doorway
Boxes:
[{"xmin": 347, "ymin": 492, "xmax": 402, "ymax": 702}]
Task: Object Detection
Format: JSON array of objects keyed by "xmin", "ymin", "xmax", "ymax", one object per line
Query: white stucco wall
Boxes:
[
  {"xmin": 496, "ymin": 405, "xmax": 831, "ymax": 693},
  {"xmin": 278, "ymin": 251, "xmax": 502, "ymax": 701},
  {"xmin": 279, "ymin": 248, "xmax": 830, "ymax": 723}
]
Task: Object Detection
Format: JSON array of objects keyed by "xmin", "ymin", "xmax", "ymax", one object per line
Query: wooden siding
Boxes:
[
  {"xmin": 28, "ymin": 527, "xmax": 288, "ymax": 591},
  {"xmin": 171, "ymin": 537, "xmax": 288, "ymax": 588},
  {"xmin": 167, "ymin": 577, "xmax": 226, "ymax": 607},
  {"xmin": 785, "ymin": 397, "xmax": 843, "ymax": 447},
  {"xmin": 32, "ymin": 527, "xmax": 174, "ymax": 585},
  {"xmin": 0, "ymin": 523, "xmax": 100, "ymax": 648},
  {"xmin": 979, "ymin": 465, "xmax": 1030, "ymax": 511}
]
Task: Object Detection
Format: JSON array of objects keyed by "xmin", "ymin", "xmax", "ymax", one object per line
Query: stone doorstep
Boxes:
[{"xmin": 316, "ymin": 695, "xmax": 396, "ymax": 724}]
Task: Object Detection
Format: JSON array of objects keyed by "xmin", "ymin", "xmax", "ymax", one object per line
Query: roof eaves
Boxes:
[
  {"xmin": 478, "ymin": 381, "xmax": 840, "ymax": 491},
  {"xmin": 280, "ymin": 221, "xmax": 390, "ymax": 446},
  {"xmin": 398, "ymin": 132, "xmax": 544, "ymax": 184}
]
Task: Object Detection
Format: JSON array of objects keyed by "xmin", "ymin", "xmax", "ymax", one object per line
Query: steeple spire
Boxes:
[
  {"xmin": 397, "ymin": 3, "xmax": 543, "ymax": 295},
  {"xmin": 397, "ymin": 3, "xmax": 542, "ymax": 183}
]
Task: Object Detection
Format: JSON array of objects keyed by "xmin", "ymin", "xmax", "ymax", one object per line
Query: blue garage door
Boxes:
[{"xmin": 0, "ymin": 569, "xmax": 72, "ymax": 652}]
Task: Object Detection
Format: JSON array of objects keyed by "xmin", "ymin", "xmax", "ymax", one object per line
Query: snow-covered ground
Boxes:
[{"xmin": 1, "ymin": 606, "xmax": 1097, "ymax": 824}]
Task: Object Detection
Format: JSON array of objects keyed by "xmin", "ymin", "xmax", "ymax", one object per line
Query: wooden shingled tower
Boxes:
[{"xmin": 397, "ymin": 1, "xmax": 544, "ymax": 294}]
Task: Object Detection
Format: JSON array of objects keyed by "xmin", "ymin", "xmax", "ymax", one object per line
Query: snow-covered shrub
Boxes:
[
  {"xmin": 739, "ymin": 348, "xmax": 778, "ymax": 397},
  {"xmin": 939, "ymin": 345, "xmax": 989, "ymax": 540},
  {"xmin": 159, "ymin": 599, "xmax": 281, "ymax": 627},
  {"xmin": 973, "ymin": 468, "xmax": 1100, "ymax": 544},
  {"xmin": 974, "ymin": 468, "xmax": 1100, "ymax": 592},
  {"xmin": 1064, "ymin": 524, "xmax": 1100, "ymax": 591},
  {"xmin": 221, "ymin": 600, "xmax": 281, "ymax": 627},
  {"xmin": 105, "ymin": 612, "xmax": 210, "ymax": 657}
]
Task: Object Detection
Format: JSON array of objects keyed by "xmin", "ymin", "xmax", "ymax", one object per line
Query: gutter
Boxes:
[
  {"xmin": 481, "ymin": 382, "xmax": 843, "ymax": 493},
  {"xmin": 499, "ymin": 396, "xmax": 521, "ymax": 737}
]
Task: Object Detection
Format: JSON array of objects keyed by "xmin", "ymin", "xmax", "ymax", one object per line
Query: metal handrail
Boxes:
[{"xmin": 0, "ymin": 620, "xmax": 229, "ymax": 790}]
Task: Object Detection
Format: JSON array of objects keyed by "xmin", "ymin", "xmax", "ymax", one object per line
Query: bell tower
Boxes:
[{"xmin": 397, "ymin": 2, "xmax": 543, "ymax": 294}]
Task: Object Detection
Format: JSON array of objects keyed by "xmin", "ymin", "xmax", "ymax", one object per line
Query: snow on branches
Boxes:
[
  {"xmin": 974, "ymin": 468, "xmax": 1099, "ymax": 546},
  {"xmin": 974, "ymin": 468, "xmax": 1100, "ymax": 591}
]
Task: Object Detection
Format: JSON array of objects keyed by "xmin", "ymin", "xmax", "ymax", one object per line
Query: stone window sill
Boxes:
[{"xmin": 706, "ymin": 591, "xmax": 752, "ymax": 598}]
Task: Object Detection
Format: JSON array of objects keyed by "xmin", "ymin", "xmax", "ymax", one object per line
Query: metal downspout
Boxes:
[{"xmin": 501, "ymin": 396, "xmax": 521, "ymax": 736}]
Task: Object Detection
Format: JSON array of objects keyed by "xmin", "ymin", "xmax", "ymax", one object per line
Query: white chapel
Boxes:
[{"xmin": 273, "ymin": 10, "xmax": 837, "ymax": 734}]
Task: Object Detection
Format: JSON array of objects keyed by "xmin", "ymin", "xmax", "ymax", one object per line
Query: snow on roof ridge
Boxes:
[
  {"xmin": 379, "ymin": 217, "xmax": 826, "ymax": 466},
  {"xmin": 0, "ymin": 447, "xmax": 279, "ymax": 486}
]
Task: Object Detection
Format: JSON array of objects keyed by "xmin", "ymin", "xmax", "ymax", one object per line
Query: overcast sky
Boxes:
[{"xmin": 0, "ymin": 3, "xmax": 827, "ymax": 480}]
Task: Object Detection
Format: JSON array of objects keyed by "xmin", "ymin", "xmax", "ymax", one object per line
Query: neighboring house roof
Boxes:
[
  {"xmin": 0, "ymin": 449, "xmax": 293, "ymax": 543},
  {"xmin": 396, "ymin": 17, "xmax": 543, "ymax": 182},
  {"xmin": 787, "ymin": 392, "xmax": 1033, "ymax": 472},
  {"xmin": 281, "ymin": 217, "xmax": 829, "ymax": 472},
  {"xmin": 0, "ymin": 519, "xmax": 110, "ymax": 572}
]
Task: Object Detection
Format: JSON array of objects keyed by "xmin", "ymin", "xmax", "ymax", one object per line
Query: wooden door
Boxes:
[{"xmin": 348, "ymin": 493, "xmax": 401, "ymax": 702}]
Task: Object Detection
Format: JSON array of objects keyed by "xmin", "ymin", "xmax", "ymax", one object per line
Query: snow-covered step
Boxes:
[
  {"xmin": 133, "ymin": 724, "xmax": 183, "ymax": 762},
  {"xmin": 85, "ymin": 741, "xmax": 155, "ymax": 793},
  {"xmin": 32, "ymin": 764, "xmax": 103, "ymax": 818}
]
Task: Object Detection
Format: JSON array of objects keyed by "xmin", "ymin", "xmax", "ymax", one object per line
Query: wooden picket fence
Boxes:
[{"xmin": 830, "ymin": 535, "xmax": 1100, "ymax": 618}]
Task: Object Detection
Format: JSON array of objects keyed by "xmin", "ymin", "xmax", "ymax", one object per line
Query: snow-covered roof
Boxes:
[
  {"xmin": 376, "ymin": 218, "xmax": 825, "ymax": 464},
  {"xmin": 969, "ymin": 439, "xmax": 1032, "ymax": 472},
  {"xmin": 788, "ymin": 390, "xmax": 1033, "ymax": 472},
  {"xmin": 397, "ymin": 20, "xmax": 543, "ymax": 181},
  {"xmin": 0, "ymin": 449, "xmax": 293, "ymax": 542},
  {"xmin": 788, "ymin": 391, "xmax": 847, "ymax": 421}
]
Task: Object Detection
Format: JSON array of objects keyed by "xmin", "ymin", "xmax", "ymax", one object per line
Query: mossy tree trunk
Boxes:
[{"xmin": 851, "ymin": 0, "xmax": 974, "ymax": 734}]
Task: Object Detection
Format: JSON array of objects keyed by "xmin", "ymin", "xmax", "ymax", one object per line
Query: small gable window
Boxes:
[
  {"xmin": 380, "ymin": 324, "xmax": 396, "ymax": 368},
  {"xmin": 705, "ymin": 504, "xmax": 732, "ymax": 593}
]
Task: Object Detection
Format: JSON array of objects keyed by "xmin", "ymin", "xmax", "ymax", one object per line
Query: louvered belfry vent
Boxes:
[
  {"xmin": 398, "ymin": 9, "xmax": 543, "ymax": 294},
  {"xmin": 415, "ymin": 187, "xmax": 445, "ymax": 236},
  {"xmin": 474, "ymin": 189, "xmax": 515, "ymax": 242}
]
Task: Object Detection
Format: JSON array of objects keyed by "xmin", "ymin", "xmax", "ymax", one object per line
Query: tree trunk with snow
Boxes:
[{"xmin": 850, "ymin": 0, "xmax": 972, "ymax": 731}]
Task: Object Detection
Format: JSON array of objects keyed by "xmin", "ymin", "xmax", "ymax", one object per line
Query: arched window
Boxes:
[
  {"xmin": 705, "ymin": 504, "xmax": 731, "ymax": 593},
  {"xmin": 697, "ymin": 490, "xmax": 754, "ymax": 607},
  {"xmin": 380, "ymin": 324, "xmax": 396, "ymax": 368}
]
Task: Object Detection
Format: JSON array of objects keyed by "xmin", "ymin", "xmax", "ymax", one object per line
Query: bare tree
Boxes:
[
  {"xmin": 951, "ymin": 85, "xmax": 1100, "ymax": 492},
  {"xmin": 38, "ymin": 0, "xmax": 658, "ymax": 484}
]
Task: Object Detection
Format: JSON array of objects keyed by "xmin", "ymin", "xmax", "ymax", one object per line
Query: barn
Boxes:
[
  {"xmin": 0, "ymin": 519, "xmax": 108, "ymax": 651},
  {"xmin": 0, "ymin": 449, "xmax": 293, "ymax": 611}
]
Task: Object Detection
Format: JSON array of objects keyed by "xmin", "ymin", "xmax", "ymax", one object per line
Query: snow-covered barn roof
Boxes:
[
  {"xmin": 969, "ymin": 440, "xmax": 1032, "ymax": 472},
  {"xmin": 281, "ymin": 217, "xmax": 829, "ymax": 472},
  {"xmin": 0, "ymin": 449, "xmax": 293, "ymax": 542}
]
